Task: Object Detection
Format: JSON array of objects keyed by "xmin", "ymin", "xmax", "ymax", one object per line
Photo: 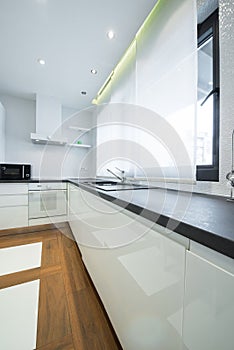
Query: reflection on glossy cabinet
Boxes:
[
  {"xmin": 69, "ymin": 186, "xmax": 186, "ymax": 350},
  {"xmin": 82, "ymin": 229, "xmax": 186, "ymax": 350},
  {"xmin": 0, "ymin": 184, "xmax": 28, "ymax": 229},
  {"xmin": 183, "ymin": 251, "xmax": 234, "ymax": 350}
]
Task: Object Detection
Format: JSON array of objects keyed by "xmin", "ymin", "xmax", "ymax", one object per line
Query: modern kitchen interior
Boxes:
[{"xmin": 0, "ymin": 0, "xmax": 233, "ymax": 349}]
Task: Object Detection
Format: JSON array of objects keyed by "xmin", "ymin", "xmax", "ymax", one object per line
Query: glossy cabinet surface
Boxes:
[
  {"xmin": 0, "ymin": 184, "xmax": 28, "ymax": 229},
  {"xmin": 69, "ymin": 185, "xmax": 186, "ymax": 350},
  {"xmin": 183, "ymin": 251, "xmax": 234, "ymax": 350}
]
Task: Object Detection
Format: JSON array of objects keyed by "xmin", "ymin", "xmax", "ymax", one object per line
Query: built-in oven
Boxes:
[
  {"xmin": 28, "ymin": 182, "xmax": 67, "ymax": 219},
  {"xmin": 0, "ymin": 163, "xmax": 31, "ymax": 180}
]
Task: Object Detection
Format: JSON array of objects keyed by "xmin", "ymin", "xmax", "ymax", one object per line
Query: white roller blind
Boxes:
[
  {"xmin": 135, "ymin": 0, "xmax": 197, "ymax": 180},
  {"xmin": 96, "ymin": 0, "xmax": 197, "ymax": 182}
]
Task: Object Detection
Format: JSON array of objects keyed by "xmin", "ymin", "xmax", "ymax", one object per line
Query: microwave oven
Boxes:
[{"xmin": 0, "ymin": 163, "xmax": 31, "ymax": 180}]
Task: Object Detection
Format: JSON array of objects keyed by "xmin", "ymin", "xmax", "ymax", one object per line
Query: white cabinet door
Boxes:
[
  {"xmin": 0, "ymin": 183, "xmax": 28, "ymax": 195},
  {"xmin": 0, "ymin": 206, "xmax": 28, "ymax": 229},
  {"xmin": 183, "ymin": 251, "xmax": 234, "ymax": 350},
  {"xmin": 82, "ymin": 226, "xmax": 186, "ymax": 350},
  {"xmin": 0, "ymin": 184, "xmax": 28, "ymax": 229},
  {"xmin": 69, "ymin": 186, "xmax": 186, "ymax": 350},
  {"xmin": 68, "ymin": 185, "xmax": 143, "ymax": 248}
]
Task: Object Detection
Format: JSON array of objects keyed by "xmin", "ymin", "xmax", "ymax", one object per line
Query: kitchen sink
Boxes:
[{"xmin": 83, "ymin": 180, "xmax": 154, "ymax": 191}]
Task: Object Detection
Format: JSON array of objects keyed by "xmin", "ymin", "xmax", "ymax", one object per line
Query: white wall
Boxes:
[
  {"xmin": 0, "ymin": 94, "xmax": 94, "ymax": 179},
  {"xmin": 0, "ymin": 102, "xmax": 5, "ymax": 162}
]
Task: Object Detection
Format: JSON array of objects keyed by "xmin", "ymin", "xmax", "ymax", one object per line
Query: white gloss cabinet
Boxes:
[
  {"xmin": 182, "ymin": 251, "xmax": 234, "ymax": 350},
  {"xmin": 0, "ymin": 184, "xmax": 28, "ymax": 229},
  {"xmin": 68, "ymin": 185, "xmax": 186, "ymax": 350}
]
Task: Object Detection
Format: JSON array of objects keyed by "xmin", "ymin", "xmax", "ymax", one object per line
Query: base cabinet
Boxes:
[
  {"xmin": 0, "ymin": 184, "xmax": 28, "ymax": 229},
  {"xmin": 69, "ymin": 185, "xmax": 186, "ymax": 350},
  {"xmin": 0, "ymin": 206, "xmax": 28, "ymax": 229},
  {"xmin": 182, "ymin": 251, "xmax": 234, "ymax": 350}
]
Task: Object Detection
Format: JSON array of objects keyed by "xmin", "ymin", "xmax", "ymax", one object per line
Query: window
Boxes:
[{"xmin": 196, "ymin": 9, "xmax": 220, "ymax": 181}]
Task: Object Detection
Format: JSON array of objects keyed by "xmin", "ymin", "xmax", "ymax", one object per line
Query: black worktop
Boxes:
[
  {"xmin": 68, "ymin": 179, "xmax": 234, "ymax": 259},
  {"xmin": 0, "ymin": 178, "xmax": 68, "ymax": 183}
]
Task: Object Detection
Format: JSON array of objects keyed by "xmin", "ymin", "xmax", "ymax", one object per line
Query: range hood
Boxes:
[{"xmin": 31, "ymin": 94, "xmax": 67, "ymax": 145}]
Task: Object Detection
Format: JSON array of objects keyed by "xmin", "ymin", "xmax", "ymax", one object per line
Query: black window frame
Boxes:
[{"xmin": 196, "ymin": 9, "xmax": 220, "ymax": 182}]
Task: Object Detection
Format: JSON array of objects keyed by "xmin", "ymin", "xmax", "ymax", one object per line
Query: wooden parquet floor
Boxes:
[{"xmin": 0, "ymin": 223, "xmax": 122, "ymax": 350}]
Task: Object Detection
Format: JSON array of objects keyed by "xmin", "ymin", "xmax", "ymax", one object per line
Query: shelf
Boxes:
[
  {"xmin": 68, "ymin": 143, "xmax": 92, "ymax": 148},
  {"xmin": 68, "ymin": 126, "xmax": 90, "ymax": 132}
]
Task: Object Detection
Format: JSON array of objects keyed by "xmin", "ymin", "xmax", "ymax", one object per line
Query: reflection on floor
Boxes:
[{"xmin": 0, "ymin": 223, "xmax": 122, "ymax": 350}]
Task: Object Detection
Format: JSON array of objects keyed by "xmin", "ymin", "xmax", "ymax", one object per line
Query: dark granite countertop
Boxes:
[
  {"xmin": 0, "ymin": 178, "xmax": 68, "ymax": 183},
  {"xmin": 68, "ymin": 179, "xmax": 234, "ymax": 259}
]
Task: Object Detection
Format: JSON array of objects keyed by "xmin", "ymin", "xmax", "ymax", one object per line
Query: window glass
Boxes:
[
  {"xmin": 196, "ymin": 9, "xmax": 219, "ymax": 181},
  {"xmin": 197, "ymin": 36, "xmax": 213, "ymax": 166}
]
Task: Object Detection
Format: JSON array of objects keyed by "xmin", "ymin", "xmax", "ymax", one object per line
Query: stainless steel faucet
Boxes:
[
  {"xmin": 107, "ymin": 167, "xmax": 126, "ymax": 183},
  {"xmin": 226, "ymin": 129, "xmax": 234, "ymax": 200}
]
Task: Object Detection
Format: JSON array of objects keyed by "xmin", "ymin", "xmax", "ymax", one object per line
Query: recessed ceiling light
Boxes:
[
  {"xmin": 107, "ymin": 30, "xmax": 115, "ymax": 40},
  {"xmin": 91, "ymin": 69, "xmax": 97, "ymax": 74},
  {"xmin": 37, "ymin": 58, "xmax": 46, "ymax": 65},
  {"xmin": 81, "ymin": 91, "xmax": 87, "ymax": 95}
]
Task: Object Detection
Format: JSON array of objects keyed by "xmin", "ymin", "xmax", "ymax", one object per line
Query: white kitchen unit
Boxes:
[
  {"xmin": 68, "ymin": 184, "xmax": 186, "ymax": 350},
  {"xmin": 0, "ymin": 183, "xmax": 28, "ymax": 229},
  {"xmin": 182, "ymin": 243, "xmax": 234, "ymax": 350},
  {"xmin": 28, "ymin": 182, "xmax": 67, "ymax": 226}
]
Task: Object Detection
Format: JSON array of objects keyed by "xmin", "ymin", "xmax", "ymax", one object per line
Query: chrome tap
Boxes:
[
  {"xmin": 106, "ymin": 167, "xmax": 126, "ymax": 183},
  {"xmin": 226, "ymin": 129, "xmax": 234, "ymax": 200}
]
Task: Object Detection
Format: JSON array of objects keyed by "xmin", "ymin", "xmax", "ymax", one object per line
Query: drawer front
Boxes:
[
  {"xmin": 0, "ymin": 194, "xmax": 28, "ymax": 207},
  {"xmin": 0, "ymin": 184, "xmax": 28, "ymax": 195},
  {"xmin": 28, "ymin": 182, "xmax": 67, "ymax": 191},
  {"xmin": 0, "ymin": 206, "xmax": 28, "ymax": 229},
  {"xmin": 28, "ymin": 215, "xmax": 67, "ymax": 226}
]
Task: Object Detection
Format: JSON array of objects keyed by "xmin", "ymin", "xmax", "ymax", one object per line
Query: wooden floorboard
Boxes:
[
  {"xmin": 59, "ymin": 233, "xmax": 89, "ymax": 294},
  {"xmin": 0, "ymin": 229, "xmax": 58, "ymax": 249},
  {"xmin": 35, "ymin": 335, "xmax": 74, "ymax": 350},
  {"xmin": 0, "ymin": 222, "xmax": 68, "ymax": 238},
  {"xmin": 0, "ymin": 223, "xmax": 122, "ymax": 350},
  {"xmin": 36, "ymin": 272, "xmax": 72, "ymax": 348}
]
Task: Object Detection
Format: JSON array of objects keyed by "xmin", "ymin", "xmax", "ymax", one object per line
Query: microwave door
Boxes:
[{"xmin": 0, "ymin": 165, "xmax": 23, "ymax": 180}]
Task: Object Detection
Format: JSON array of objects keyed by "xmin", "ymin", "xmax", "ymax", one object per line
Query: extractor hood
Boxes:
[{"xmin": 30, "ymin": 94, "xmax": 67, "ymax": 145}]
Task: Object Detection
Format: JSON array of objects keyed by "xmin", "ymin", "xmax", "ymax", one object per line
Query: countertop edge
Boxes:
[{"xmin": 70, "ymin": 181, "xmax": 234, "ymax": 259}]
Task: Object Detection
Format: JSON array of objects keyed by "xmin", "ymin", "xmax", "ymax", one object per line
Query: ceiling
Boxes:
[{"xmin": 0, "ymin": 0, "xmax": 158, "ymax": 110}]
